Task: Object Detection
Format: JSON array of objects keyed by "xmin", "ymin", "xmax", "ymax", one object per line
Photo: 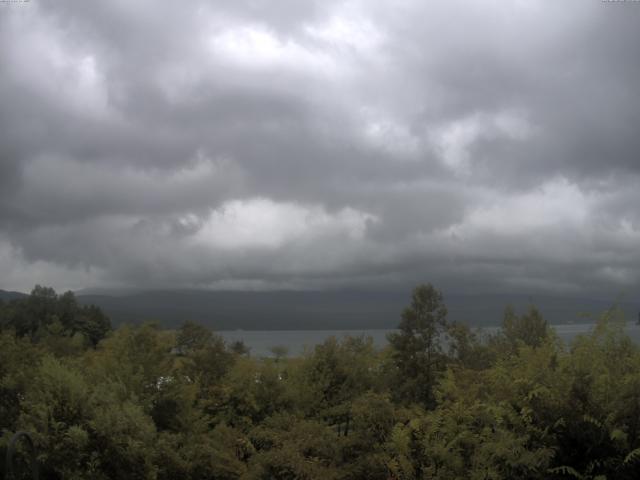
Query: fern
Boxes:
[
  {"xmin": 582, "ymin": 414, "xmax": 603, "ymax": 429},
  {"xmin": 548, "ymin": 465, "xmax": 583, "ymax": 478},
  {"xmin": 624, "ymin": 448, "xmax": 640, "ymax": 464},
  {"xmin": 609, "ymin": 428, "xmax": 626, "ymax": 442}
]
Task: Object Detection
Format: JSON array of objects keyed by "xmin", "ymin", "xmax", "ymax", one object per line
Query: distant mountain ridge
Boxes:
[
  {"xmin": 0, "ymin": 289, "xmax": 28, "ymax": 301},
  {"xmin": 72, "ymin": 289, "xmax": 640, "ymax": 331},
  {"xmin": 3, "ymin": 287, "xmax": 638, "ymax": 331}
]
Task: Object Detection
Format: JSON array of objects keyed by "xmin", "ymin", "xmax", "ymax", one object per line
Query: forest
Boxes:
[{"xmin": 1, "ymin": 284, "xmax": 640, "ymax": 479}]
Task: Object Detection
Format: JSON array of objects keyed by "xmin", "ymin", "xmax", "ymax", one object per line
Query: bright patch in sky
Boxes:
[
  {"xmin": 456, "ymin": 178, "xmax": 589, "ymax": 235},
  {"xmin": 192, "ymin": 199, "xmax": 376, "ymax": 249},
  {"xmin": 209, "ymin": 25, "xmax": 338, "ymax": 76},
  {"xmin": 431, "ymin": 111, "xmax": 534, "ymax": 174}
]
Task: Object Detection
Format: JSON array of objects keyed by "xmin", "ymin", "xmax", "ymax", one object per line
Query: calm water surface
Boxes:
[{"xmin": 220, "ymin": 323, "xmax": 640, "ymax": 357}]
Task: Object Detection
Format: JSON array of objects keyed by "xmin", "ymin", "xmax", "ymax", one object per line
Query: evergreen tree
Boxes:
[{"xmin": 387, "ymin": 284, "xmax": 448, "ymax": 407}]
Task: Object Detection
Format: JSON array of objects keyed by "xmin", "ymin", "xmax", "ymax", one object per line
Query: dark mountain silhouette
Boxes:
[
  {"xmin": 3, "ymin": 288, "xmax": 637, "ymax": 330},
  {"xmin": 0, "ymin": 289, "xmax": 28, "ymax": 302},
  {"xmin": 71, "ymin": 289, "xmax": 640, "ymax": 331}
]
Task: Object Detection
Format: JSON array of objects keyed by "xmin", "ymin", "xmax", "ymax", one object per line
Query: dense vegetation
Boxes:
[{"xmin": 1, "ymin": 284, "xmax": 640, "ymax": 479}]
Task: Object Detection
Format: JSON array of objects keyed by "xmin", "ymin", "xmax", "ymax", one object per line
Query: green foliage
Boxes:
[
  {"xmin": 16, "ymin": 356, "xmax": 157, "ymax": 479},
  {"xmin": 269, "ymin": 345, "xmax": 289, "ymax": 361},
  {"xmin": 176, "ymin": 320, "xmax": 215, "ymax": 352},
  {"xmin": 246, "ymin": 414, "xmax": 341, "ymax": 480},
  {"xmin": 0, "ymin": 285, "xmax": 111, "ymax": 347},
  {"xmin": 2, "ymin": 284, "xmax": 640, "ymax": 479},
  {"xmin": 497, "ymin": 304, "xmax": 549, "ymax": 353},
  {"xmin": 156, "ymin": 423, "xmax": 250, "ymax": 480},
  {"xmin": 216, "ymin": 357, "xmax": 291, "ymax": 428},
  {"xmin": 387, "ymin": 284, "xmax": 448, "ymax": 407},
  {"xmin": 446, "ymin": 320, "xmax": 495, "ymax": 369},
  {"xmin": 299, "ymin": 335, "xmax": 379, "ymax": 415}
]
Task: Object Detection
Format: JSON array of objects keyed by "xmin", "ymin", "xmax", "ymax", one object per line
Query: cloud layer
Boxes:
[{"xmin": 1, "ymin": 0, "xmax": 640, "ymax": 295}]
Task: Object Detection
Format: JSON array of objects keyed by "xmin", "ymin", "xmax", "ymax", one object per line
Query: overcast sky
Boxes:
[{"xmin": 1, "ymin": 0, "xmax": 640, "ymax": 296}]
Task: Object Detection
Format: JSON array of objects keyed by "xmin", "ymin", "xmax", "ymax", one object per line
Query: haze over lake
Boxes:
[{"xmin": 221, "ymin": 323, "xmax": 640, "ymax": 358}]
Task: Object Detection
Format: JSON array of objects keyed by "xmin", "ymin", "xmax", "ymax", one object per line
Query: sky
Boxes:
[{"xmin": 1, "ymin": 0, "xmax": 640, "ymax": 296}]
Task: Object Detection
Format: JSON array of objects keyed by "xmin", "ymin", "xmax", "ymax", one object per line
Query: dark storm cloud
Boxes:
[{"xmin": 1, "ymin": 0, "xmax": 640, "ymax": 295}]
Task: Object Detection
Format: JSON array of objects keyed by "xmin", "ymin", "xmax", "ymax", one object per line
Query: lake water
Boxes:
[{"xmin": 220, "ymin": 323, "xmax": 640, "ymax": 357}]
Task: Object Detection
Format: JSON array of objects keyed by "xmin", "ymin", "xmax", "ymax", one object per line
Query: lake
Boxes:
[{"xmin": 220, "ymin": 322, "xmax": 640, "ymax": 357}]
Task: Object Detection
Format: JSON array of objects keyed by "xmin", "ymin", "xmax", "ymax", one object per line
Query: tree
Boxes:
[
  {"xmin": 3, "ymin": 285, "xmax": 57, "ymax": 337},
  {"xmin": 387, "ymin": 284, "xmax": 448, "ymax": 407},
  {"xmin": 497, "ymin": 304, "xmax": 549, "ymax": 354},
  {"xmin": 230, "ymin": 340, "xmax": 251, "ymax": 356},
  {"xmin": 77, "ymin": 304, "xmax": 111, "ymax": 347},
  {"xmin": 297, "ymin": 335, "xmax": 378, "ymax": 419},
  {"xmin": 246, "ymin": 414, "xmax": 341, "ymax": 480},
  {"xmin": 174, "ymin": 321, "xmax": 234, "ymax": 415},
  {"xmin": 0, "ymin": 286, "xmax": 111, "ymax": 346},
  {"xmin": 57, "ymin": 290, "xmax": 79, "ymax": 330},
  {"xmin": 446, "ymin": 320, "xmax": 494, "ymax": 369},
  {"xmin": 175, "ymin": 321, "xmax": 214, "ymax": 354},
  {"xmin": 269, "ymin": 345, "xmax": 289, "ymax": 362}
]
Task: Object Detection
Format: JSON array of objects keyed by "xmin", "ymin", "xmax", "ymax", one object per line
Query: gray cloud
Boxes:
[{"xmin": 1, "ymin": 0, "xmax": 640, "ymax": 296}]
